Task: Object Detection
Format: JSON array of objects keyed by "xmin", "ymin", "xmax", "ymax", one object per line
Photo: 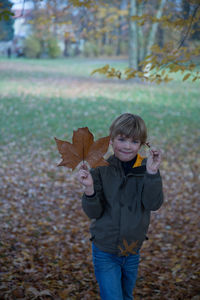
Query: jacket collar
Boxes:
[
  {"xmin": 107, "ymin": 154, "xmax": 146, "ymax": 175},
  {"xmin": 133, "ymin": 153, "xmax": 145, "ymax": 168}
]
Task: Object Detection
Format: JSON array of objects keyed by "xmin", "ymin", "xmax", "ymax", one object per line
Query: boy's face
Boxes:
[{"xmin": 110, "ymin": 135, "xmax": 141, "ymax": 162}]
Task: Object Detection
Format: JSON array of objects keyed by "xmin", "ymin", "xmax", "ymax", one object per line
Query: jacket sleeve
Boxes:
[
  {"xmin": 82, "ymin": 167, "xmax": 105, "ymax": 219},
  {"xmin": 141, "ymin": 171, "xmax": 164, "ymax": 211}
]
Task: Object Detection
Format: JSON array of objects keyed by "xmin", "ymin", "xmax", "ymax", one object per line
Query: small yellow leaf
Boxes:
[
  {"xmin": 182, "ymin": 73, "xmax": 191, "ymax": 81},
  {"xmin": 137, "ymin": 71, "xmax": 144, "ymax": 78},
  {"xmin": 176, "ymin": 278, "xmax": 183, "ymax": 282},
  {"xmin": 189, "ymin": 63, "xmax": 196, "ymax": 70},
  {"xmin": 125, "ymin": 68, "xmax": 134, "ymax": 74},
  {"xmin": 131, "ymin": 16, "xmax": 141, "ymax": 21},
  {"xmin": 150, "ymin": 64, "xmax": 156, "ymax": 71},
  {"xmin": 161, "ymin": 70, "xmax": 166, "ymax": 76},
  {"xmin": 192, "ymin": 76, "xmax": 198, "ymax": 82}
]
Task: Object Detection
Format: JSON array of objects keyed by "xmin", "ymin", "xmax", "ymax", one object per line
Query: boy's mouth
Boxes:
[{"xmin": 120, "ymin": 151, "xmax": 133, "ymax": 154}]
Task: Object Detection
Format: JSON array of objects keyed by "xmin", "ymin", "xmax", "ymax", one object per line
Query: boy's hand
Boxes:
[
  {"xmin": 146, "ymin": 148, "xmax": 162, "ymax": 174},
  {"xmin": 77, "ymin": 164, "xmax": 95, "ymax": 196}
]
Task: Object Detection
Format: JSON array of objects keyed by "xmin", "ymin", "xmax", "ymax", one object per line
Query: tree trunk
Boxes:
[
  {"xmin": 138, "ymin": 1, "xmax": 145, "ymax": 64},
  {"xmin": 116, "ymin": 14, "xmax": 123, "ymax": 55},
  {"xmin": 116, "ymin": 0, "xmax": 126, "ymax": 55},
  {"xmin": 128, "ymin": 0, "xmax": 138, "ymax": 69},
  {"xmin": 157, "ymin": 26, "xmax": 164, "ymax": 48},
  {"xmin": 64, "ymin": 39, "xmax": 69, "ymax": 56},
  {"xmin": 101, "ymin": 17, "xmax": 108, "ymax": 54},
  {"xmin": 182, "ymin": 0, "xmax": 190, "ymax": 19},
  {"xmin": 145, "ymin": 0, "xmax": 166, "ymax": 57}
]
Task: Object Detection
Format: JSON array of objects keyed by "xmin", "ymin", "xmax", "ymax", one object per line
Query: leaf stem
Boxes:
[
  {"xmin": 83, "ymin": 136, "xmax": 84, "ymax": 164},
  {"xmin": 145, "ymin": 142, "xmax": 151, "ymax": 148}
]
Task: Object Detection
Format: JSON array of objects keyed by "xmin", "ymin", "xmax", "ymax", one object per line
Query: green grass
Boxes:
[
  {"xmin": 0, "ymin": 57, "xmax": 128, "ymax": 79},
  {"xmin": 0, "ymin": 57, "xmax": 199, "ymax": 156}
]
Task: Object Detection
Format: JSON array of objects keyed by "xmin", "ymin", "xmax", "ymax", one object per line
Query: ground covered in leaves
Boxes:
[
  {"xmin": 0, "ymin": 58, "xmax": 199, "ymax": 299},
  {"xmin": 0, "ymin": 141, "xmax": 199, "ymax": 300}
]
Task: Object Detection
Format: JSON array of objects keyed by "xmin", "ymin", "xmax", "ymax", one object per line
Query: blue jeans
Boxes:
[{"xmin": 92, "ymin": 243, "xmax": 140, "ymax": 300}]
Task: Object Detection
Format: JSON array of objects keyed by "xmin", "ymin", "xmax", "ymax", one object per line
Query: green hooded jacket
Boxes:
[{"xmin": 82, "ymin": 154, "xmax": 164, "ymax": 255}]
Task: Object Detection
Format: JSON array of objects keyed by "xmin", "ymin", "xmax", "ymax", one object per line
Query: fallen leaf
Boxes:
[
  {"xmin": 55, "ymin": 127, "xmax": 110, "ymax": 170},
  {"xmin": 118, "ymin": 240, "xmax": 139, "ymax": 256}
]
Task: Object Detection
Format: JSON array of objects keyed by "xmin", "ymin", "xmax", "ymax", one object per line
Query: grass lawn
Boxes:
[{"xmin": 0, "ymin": 57, "xmax": 199, "ymax": 156}]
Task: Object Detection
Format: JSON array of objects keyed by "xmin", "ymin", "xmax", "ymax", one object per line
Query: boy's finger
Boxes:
[
  {"xmin": 153, "ymin": 151, "xmax": 159, "ymax": 156},
  {"xmin": 80, "ymin": 170, "xmax": 88, "ymax": 177},
  {"xmin": 81, "ymin": 163, "xmax": 89, "ymax": 170},
  {"xmin": 151, "ymin": 148, "xmax": 161, "ymax": 155},
  {"xmin": 149, "ymin": 149, "xmax": 155, "ymax": 156},
  {"xmin": 79, "ymin": 163, "xmax": 87, "ymax": 171}
]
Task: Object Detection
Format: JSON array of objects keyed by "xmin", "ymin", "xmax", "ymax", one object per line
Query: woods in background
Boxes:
[{"xmin": 0, "ymin": 0, "xmax": 199, "ymax": 81}]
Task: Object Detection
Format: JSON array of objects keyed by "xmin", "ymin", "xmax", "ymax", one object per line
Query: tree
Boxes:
[
  {"xmin": 128, "ymin": 0, "xmax": 138, "ymax": 69},
  {"xmin": 129, "ymin": 0, "xmax": 166, "ymax": 69},
  {"xmin": 0, "ymin": 0, "xmax": 14, "ymax": 41},
  {"xmin": 93, "ymin": 0, "xmax": 200, "ymax": 82},
  {"xmin": 116, "ymin": 0, "xmax": 128, "ymax": 55}
]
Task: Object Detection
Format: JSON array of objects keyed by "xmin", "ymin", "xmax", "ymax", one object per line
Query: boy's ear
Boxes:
[{"xmin": 109, "ymin": 138, "xmax": 113, "ymax": 145}]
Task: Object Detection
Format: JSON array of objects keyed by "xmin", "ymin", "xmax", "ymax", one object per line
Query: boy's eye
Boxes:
[{"xmin": 117, "ymin": 138, "xmax": 140, "ymax": 144}]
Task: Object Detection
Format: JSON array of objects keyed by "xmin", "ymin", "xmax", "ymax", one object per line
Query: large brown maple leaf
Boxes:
[{"xmin": 55, "ymin": 127, "xmax": 110, "ymax": 170}]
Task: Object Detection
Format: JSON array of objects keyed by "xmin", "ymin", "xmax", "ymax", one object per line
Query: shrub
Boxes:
[
  {"xmin": 118, "ymin": 41, "xmax": 128, "ymax": 55},
  {"xmin": 83, "ymin": 41, "xmax": 100, "ymax": 57},
  {"xmin": 102, "ymin": 44, "xmax": 113, "ymax": 56},
  {"xmin": 47, "ymin": 38, "xmax": 61, "ymax": 58},
  {"xmin": 24, "ymin": 36, "xmax": 41, "ymax": 58}
]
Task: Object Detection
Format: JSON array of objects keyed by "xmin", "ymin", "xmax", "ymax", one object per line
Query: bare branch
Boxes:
[{"xmin": 177, "ymin": 4, "xmax": 200, "ymax": 49}]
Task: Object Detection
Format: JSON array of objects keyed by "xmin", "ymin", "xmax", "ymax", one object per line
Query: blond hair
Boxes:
[{"xmin": 109, "ymin": 113, "xmax": 147, "ymax": 144}]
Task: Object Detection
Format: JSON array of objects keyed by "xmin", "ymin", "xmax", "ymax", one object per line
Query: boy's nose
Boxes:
[{"xmin": 124, "ymin": 141, "xmax": 131, "ymax": 149}]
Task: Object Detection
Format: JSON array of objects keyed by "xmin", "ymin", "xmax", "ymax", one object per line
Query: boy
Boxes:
[{"xmin": 77, "ymin": 113, "xmax": 163, "ymax": 300}]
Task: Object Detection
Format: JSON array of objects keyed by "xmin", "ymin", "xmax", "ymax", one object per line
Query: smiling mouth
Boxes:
[{"xmin": 120, "ymin": 151, "xmax": 133, "ymax": 154}]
